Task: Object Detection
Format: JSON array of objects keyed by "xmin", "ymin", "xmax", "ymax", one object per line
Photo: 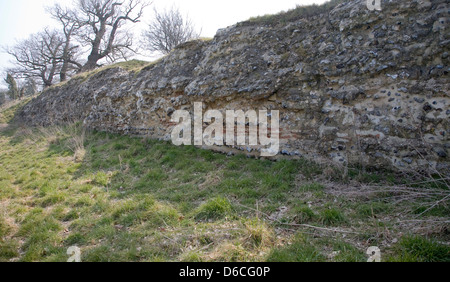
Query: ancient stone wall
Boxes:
[{"xmin": 18, "ymin": 0, "xmax": 449, "ymax": 172}]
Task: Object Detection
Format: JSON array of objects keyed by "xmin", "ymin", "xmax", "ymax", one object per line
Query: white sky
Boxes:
[{"xmin": 0, "ymin": 0, "xmax": 328, "ymax": 89}]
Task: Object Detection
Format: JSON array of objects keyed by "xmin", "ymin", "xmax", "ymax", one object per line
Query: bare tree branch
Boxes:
[
  {"xmin": 48, "ymin": 4, "xmax": 84, "ymax": 81},
  {"xmin": 142, "ymin": 6, "xmax": 200, "ymax": 55},
  {"xmin": 70, "ymin": 0, "xmax": 149, "ymax": 71},
  {"xmin": 5, "ymin": 29, "xmax": 65, "ymax": 88}
]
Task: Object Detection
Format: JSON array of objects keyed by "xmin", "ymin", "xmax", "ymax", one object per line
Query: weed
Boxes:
[
  {"xmin": 292, "ymin": 205, "xmax": 316, "ymax": 224},
  {"xmin": 194, "ymin": 197, "xmax": 233, "ymax": 221},
  {"xmin": 319, "ymin": 208, "xmax": 347, "ymax": 226}
]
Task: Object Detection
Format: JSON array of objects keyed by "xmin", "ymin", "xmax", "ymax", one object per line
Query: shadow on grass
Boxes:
[{"xmin": 59, "ymin": 128, "xmax": 324, "ymax": 215}]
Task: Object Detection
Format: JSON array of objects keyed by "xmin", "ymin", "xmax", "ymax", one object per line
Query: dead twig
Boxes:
[
  {"xmin": 233, "ymin": 202, "xmax": 360, "ymax": 235},
  {"xmin": 416, "ymin": 194, "xmax": 450, "ymax": 218}
]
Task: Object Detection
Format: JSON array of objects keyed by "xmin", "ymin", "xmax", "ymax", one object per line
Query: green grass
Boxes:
[
  {"xmin": 387, "ymin": 236, "xmax": 450, "ymax": 262},
  {"xmin": 319, "ymin": 208, "xmax": 347, "ymax": 226},
  {"xmin": 292, "ymin": 205, "xmax": 316, "ymax": 224},
  {"xmin": 194, "ymin": 197, "xmax": 233, "ymax": 221},
  {"xmin": 244, "ymin": 0, "xmax": 346, "ymax": 26},
  {"xmin": 0, "ymin": 122, "xmax": 316, "ymax": 261},
  {"xmin": 0, "ymin": 101, "xmax": 448, "ymax": 262},
  {"xmin": 267, "ymin": 235, "xmax": 325, "ymax": 262},
  {"xmin": 50, "ymin": 59, "xmax": 154, "ymax": 89},
  {"xmin": 300, "ymin": 183, "xmax": 324, "ymax": 192},
  {"xmin": 0, "ymin": 97, "xmax": 33, "ymax": 124},
  {"xmin": 329, "ymin": 241, "xmax": 366, "ymax": 262},
  {"xmin": 357, "ymin": 202, "xmax": 392, "ymax": 218}
]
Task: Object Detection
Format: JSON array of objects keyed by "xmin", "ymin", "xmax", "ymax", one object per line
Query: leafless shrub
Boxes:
[
  {"xmin": 36, "ymin": 123, "xmax": 87, "ymax": 162},
  {"xmin": 65, "ymin": 124, "xmax": 86, "ymax": 162},
  {"xmin": 142, "ymin": 6, "xmax": 200, "ymax": 55}
]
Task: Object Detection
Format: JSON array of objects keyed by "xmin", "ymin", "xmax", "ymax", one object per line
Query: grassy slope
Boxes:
[
  {"xmin": 49, "ymin": 60, "xmax": 155, "ymax": 89},
  {"xmin": 0, "ymin": 97, "xmax": 34, "ymax": 124},
  {"xmin": 243, "ymin": 0, "xmax": 346, "ymax": 26},
  {"xmin": 0, "ymin": 101, "xmax": 449, "ymax": 262}
]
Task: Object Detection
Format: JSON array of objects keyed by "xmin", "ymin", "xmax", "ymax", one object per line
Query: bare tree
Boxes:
[
  {"xmin": 48, "ymin": 4, "xmax": 83, "ymax": 81},
  {"xmin": 142, "ymin": 6, "xmax": 200, "ymax": 55},
  {"xmin": 5, "ymin": 0, "xmax": 148, "ymax": 89},
  {"xmin": 4, "ymin": 73, "xmax": 19, "ymax": 100},
  {"xmin": 0, "ymin": 91, "xmax": 6, "ymax": 105},
  {"xmin": 5, "ymin": 29, "xmax": 65, "ymax": 88},
  {"xmin": 22, "ymin": 78, "xmax": 38, "ymax": 96},
  {"xmin": 70, "ymin": 0, "xmax": 148, "ymax": 71}
]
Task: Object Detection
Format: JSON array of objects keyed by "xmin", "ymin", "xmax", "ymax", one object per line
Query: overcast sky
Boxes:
[{"xmin": 0, "ymin": 0, "xmax": 328, "ymax": 89}]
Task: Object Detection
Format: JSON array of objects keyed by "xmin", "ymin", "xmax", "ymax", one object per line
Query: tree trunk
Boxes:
[
  {"xmin": 60, "ymin": 62, "xmax": 68, "ymax": 82},
  {"xmin": 82, "ymin": 54, "xmax": 101, "ymax": 72}
]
